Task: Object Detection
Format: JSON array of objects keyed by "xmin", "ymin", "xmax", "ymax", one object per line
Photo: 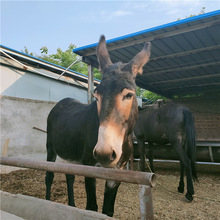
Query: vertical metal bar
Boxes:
[
  {"xmin": 139, "ymin": 185, "xmax": 154, "ymax": 220},
  {"xmin": 130, "ymin": 154, "xmax": 134, "ymax": 170},
  {"xmin": 126, "ymin": 161, "xmax": 129, "ymax": 170},
  {"xmin": 208, "ymin": 146, "xmax": 214, "ymax": 162},
  {"xmin": 87, "ymin": 64, "xmax": 94, "ymax": 104}
]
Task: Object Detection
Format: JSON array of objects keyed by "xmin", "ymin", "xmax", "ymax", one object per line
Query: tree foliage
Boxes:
[
  {"xmin": 39, "ymin": 44, "xmax": 89, "ymax": 75},
  {"xmin": 21, "ymin": 46, "xmax": 34, "ymax": 56},
  {"xmin": 22, "ymin": 44, "xmax": 102, "ymax": 80},
  {"xmin": 177, "ymin": 7, "xmax": 205, "ymax": 20},
  {"xmin": 136, "ymin": 87, "xmax": 165, "ymax": 101}
]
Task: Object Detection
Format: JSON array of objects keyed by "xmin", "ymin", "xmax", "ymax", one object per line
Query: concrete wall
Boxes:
[
  {"xmin": 0, "ymin": 191, "xmax": 115, "ymax": 220},
  {"xmin": 0, "ymin": 96, "xmax": 56, "ymax": 158}
]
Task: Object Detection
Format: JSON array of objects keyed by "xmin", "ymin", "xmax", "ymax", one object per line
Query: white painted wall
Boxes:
[{"xmin": 0, "ymin": 63, "xmax": 88, "ymax": 103}]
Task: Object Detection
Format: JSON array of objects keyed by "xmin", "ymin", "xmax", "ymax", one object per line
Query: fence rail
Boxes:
[{"xmin": 0, "ymin": 157, "xmax": 156, "ymax": 219}]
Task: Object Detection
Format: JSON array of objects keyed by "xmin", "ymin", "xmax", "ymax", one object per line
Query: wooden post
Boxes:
[
  {"xmin": 2, "ymin": 139, "xmax": 10, "ymax": 157},
  {"xmin": 88, "ymin": 64, "xmax": 94, "ymax": 104},
  {"xmin": 139, "ymin": 185, "xmax": 154, "ymax": 220}
]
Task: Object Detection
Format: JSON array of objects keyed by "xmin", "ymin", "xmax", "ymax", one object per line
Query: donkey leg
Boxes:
[
  {"xmin": 45, "ymin": 171, "xmax": 54, "ymax": 200},
  {"xmin": 178, "ymin": 162, "xmax": 185, "ymax": 193},
  {"xmin": 85, "ymin": 177, "xmax": 98, "ymax": 211},
  {"xmin": 102, "ymin": 180, "xmax": 121, "ymax": 217},
  {"xmin": 148, "ymin": 142, "xmax": 155, "ymax": 173},
  {"xmin": 173, "ymin": 142, "xmax": 194, "ymax": 201},
  {"xmin": 45, "ymin": 146, "xmax": 57, "ymax": 201},
  {"xmin": 137, "ymin": 139, "xmax": 145, "ymax": 171},
  {"xmin": 185, "ymin": 166, "xmax": 194, "ymax": 201},
  {"xmin": 66, "ymin": 174, "xmax": 75, "ymax": 206}
]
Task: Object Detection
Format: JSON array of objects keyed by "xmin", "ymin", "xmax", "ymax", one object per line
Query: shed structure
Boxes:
[
  {"xmin": 0, "ymin": 46, "xmax": 99, "ymax": 160},
  {"xmin": 73, "ymin": 10, "xmax": 220, "ymax": 163},
  {"xmin": 1, "ymin": 45, "xmax": 100, "ymax": 103}
]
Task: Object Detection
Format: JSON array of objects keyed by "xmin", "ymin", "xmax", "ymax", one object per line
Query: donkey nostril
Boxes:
[
  {"xmin": 110, "ymin": 150, "xmax": 117, "ymax": 161},
  {"xmin": 93, "ymin": 148, "xmax": 117, "ymax": 164}
]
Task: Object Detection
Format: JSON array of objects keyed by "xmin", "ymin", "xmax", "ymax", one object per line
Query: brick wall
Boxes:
[{"xmin": 174, "ymin": 94, "xmax": 220, "ymax": 141}]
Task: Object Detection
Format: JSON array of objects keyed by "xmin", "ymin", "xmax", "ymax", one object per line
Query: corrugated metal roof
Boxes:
[
  {"xmin": 0, "ymin": 45, "xmax": 100, "ymax": 86},
  {"xmin": 73, "ymin": 10, "xmax": 220, "ymax": 98}
]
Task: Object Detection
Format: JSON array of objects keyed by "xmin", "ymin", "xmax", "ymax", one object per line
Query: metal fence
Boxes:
[{"xmin": 0, "ymin": 157, "xmax": 156, "ymax": 220}]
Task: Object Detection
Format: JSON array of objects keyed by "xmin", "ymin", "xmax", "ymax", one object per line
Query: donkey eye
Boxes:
[{"xmin": 123, "ymin": 93, "xmax": 134, "ymax": 100}]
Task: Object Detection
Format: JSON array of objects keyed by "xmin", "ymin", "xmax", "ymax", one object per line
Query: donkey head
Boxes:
[{"xmin": 93, "ymin": 35, "xmax": 151, "ymax": 168}]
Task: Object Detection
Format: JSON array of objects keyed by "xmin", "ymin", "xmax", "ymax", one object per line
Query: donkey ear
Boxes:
[
  {"xmin": 96, "ymin": 35, "xmax": 113, "ymax": 73},
  {"xmin": 129, "ymin": 42, "xmax": 151, "ymax": 78}
]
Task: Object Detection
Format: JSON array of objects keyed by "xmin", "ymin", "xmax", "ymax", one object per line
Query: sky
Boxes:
[{"xmin": 1, "ymin": 0, "xmax": 220, "ymax": 56}]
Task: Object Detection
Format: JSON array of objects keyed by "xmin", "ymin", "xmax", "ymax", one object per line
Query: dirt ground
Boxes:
[{"xmin": 1, "ymin": 162, "xmax": 219, "ymax": 220}]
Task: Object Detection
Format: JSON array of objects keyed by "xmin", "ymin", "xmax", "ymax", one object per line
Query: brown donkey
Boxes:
[{"xmin": 45, "ymin": 35, "xmax": 151, "ymax": 217}]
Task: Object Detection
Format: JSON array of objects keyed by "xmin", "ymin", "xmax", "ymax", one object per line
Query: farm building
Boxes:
[
  {"xmin": 73, "ymin": 10, "xmax": 220, "ymax": 163},
  {"xmin": 1, "ymin": 10, "xmax": 220, "ymax": 164},
  {"xmin": 0, "ymin": 9, "xmax": 220, "ymax": 220},
  {"xmin": 0, "ymin": 45, "xmax": 100, "ymax": 160}
]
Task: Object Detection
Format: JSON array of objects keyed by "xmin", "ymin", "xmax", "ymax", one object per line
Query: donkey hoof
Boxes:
[
  {"xmin": 107, "ymin": 212, "xmax": 114, "ymax": 217},
  {"xmin": 103, "ymin": 211, "xmax": 114, "ymax": 217},
  {"xmin": 86, "ymin": 204, "xmax": 98, "ymax": 212},
  {"xmin": 178, "ymin": 186, "xmax": 184, "ymax": 193},
  {"xmin": 68, "ymin": 202, "xmax": 75, "ymax": 207},
  {"xmin": 185, "ymin": 192, "xmax": 193, "ymax": 202}
]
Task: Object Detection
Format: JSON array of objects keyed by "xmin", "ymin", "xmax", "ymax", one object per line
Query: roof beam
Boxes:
[
  {"xmin": 82, "ymin": 56, "xmax": 99, "ymax": 67},
  {"xmin": 144, "ymin": 72, "xmax": 220, "ymax": 86},
  {"xmin": 164, "ymin": 83, "xmax": 220, "ymax": 96},
  {"xmin": 149, "ymin": 45, "xmax": 220, "ymax": 62},
  {"xmin": 136, "ymin": 75, "xmax": 220, "ymax": 98},
  {"xmin": 144, "ymin": 60, "xmax": 220, "ymax": 76},
  {"xmin": 163, "ymin": 82, "xmax": 220, "ymax": 92},
  {"xmin": 145, "ymin": 82, "xmax": 220, "ymax": 98},
  {"xmin": 136, "ymin": 79, "xmax": 171, "ymax": 98}
]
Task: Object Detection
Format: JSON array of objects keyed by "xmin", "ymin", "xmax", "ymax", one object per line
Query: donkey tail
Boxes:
[{"xmin": 183, "ymin": 109, "xmax": 198, "ymax": 181}]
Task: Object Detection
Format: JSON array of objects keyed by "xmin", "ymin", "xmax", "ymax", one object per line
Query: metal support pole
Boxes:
[
  {"xmin": 139, "ymin": 185, "xmax": 154, "ymax": 220},
  {"xmin": 130, "ymin": 154, "xmax": 134, "ymax": 170},
  {"xmin": 88, "ymin": 64, "xmax": 94, "ymax": 104}
]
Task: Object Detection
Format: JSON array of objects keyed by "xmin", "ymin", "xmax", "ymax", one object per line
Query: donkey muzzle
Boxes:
[{"xmin": 93, "ymin": 124, "xmax": 123, "ymax": 167}]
